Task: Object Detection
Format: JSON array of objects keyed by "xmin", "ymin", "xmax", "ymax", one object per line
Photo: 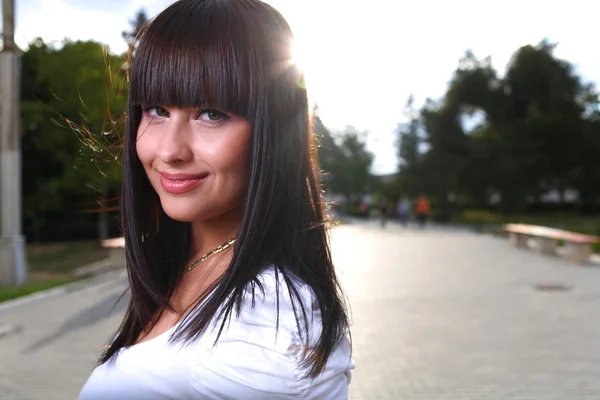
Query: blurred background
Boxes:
[{"xmin": 1, "ymin": 0, "xmax": 600, "ymax": 399}]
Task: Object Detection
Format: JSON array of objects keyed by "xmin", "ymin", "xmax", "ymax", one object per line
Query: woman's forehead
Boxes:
[
  {"xmin": 128, "ymin": 0, "xmax": 297, "ymax": 118},
  {"xmin": 130, "ymin": 40, "xmax": 248, "ymax": 113}
]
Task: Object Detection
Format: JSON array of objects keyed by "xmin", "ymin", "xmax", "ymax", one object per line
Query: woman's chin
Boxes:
[
  {"xmin": 159, "ymin": 198, "xmax": 244, "ymax": 225},
  {"xmin": 161, "ymin": 205, "xmax": 207, "ymax": 223}
]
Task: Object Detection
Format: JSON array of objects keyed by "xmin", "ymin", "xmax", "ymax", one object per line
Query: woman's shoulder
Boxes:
[
  {"xmin": 189, "ymin": 266, "xmax": 353, "ymax": 399},
  {"xmin": 252, "ymin": 265, "xmax": 313, "ymax": 296},
  {"xmin": 249, "ymin": 266, "xmax": 317, "ymax": 308},
  {"xmin": 238, "ymin": 265, "xmax": 320, "ymax": 341}
]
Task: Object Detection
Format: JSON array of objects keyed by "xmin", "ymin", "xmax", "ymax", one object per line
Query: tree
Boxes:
[
  {"xmin": 396, "ymin": 95, "xmax": 423, "ymax": 196},
  {"xmin": 21, "ymin": 39, "xmax": 127, "ymax": 241},
  {"xmin": 334, "ymin": 127, "xmax": 374, "ymax": 199},
  {"xmin": 401, "ymin": 40, "xmax": 596, "ymax": 214},
  {"xmin": 122, "ymin": 9, "xmax": 149, "ymax": 56},
  {"xmin": 315, "ymin": 116, "xmax": 373, "ymax": 200}
]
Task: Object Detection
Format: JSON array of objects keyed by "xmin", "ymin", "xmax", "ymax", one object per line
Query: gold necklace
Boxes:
[{"xmin": 185, "ymin": 236, "xmax": 237, "ymax": 273}]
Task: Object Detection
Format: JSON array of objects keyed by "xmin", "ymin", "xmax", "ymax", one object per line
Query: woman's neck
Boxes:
[
  {"xmin": 188, "ymin": 207, "xmax": 242, "ymax": 261},
  {"xmin": 170, "ymin": 208, "xmax": 242, "ymax": 314}
]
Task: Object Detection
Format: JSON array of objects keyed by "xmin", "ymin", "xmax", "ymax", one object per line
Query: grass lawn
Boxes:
[
  {"xmin": 451, "ymin": 210, "xmax": 600, "ymax": 252},
  {"xmin": 0, "ymin": 277, "xmax": 78, "ymax": 303},
  {"xmin": 451, "ymin": 209, "xmax": 600, "ymax": 236},
  {"xmin": 0, "ymin": 241, "xmax": 111, "ymax": 304}
]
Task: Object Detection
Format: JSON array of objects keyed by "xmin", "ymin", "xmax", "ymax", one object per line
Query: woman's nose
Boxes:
[{"xmin": 157, "ymin": 122, "xmax": 193, "ymax": 164}]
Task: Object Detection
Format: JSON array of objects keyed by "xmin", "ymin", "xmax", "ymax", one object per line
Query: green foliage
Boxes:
[
  {"xmin": 315, "ymin": 114, "xmax": 374, "ymax": 199},
  {"xmin": 0, "ymin": 278, "xmax": 79, "ymax": 303},
  {"xmin": 21, "ymin": 38, "xmax": 127, "ymax": 241},
  {"xmin": 122, "ymin": 9, "xmax": 149, "ymax": 56},
  {"xmin": 451, "ymin": 209, "xmax": 600, "ymax": 237},
  {"xmin": 395, "ymin": 39, "xmax": 600, "ymax": 215},
  {"xmin": 396, "ymin": 95, "xmax": 423, "ymax": 197}
]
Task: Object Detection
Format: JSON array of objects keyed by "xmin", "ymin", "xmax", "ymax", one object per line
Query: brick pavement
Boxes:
[
  {"xmin": 335, "ymin": 222, "xmax": 600, "ymax": 399},
  {"xmin": 0, "ymin": 223, "xmax": 599, "ymax": 399},
  {"xmin": 0, "ymin": 272, "xmax": 128, "ymax": 400}
]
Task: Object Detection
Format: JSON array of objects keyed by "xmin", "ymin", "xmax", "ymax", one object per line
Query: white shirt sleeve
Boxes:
[{"xmin": 189, "ymin": 268, "xmax": 354, "ymax": 399}]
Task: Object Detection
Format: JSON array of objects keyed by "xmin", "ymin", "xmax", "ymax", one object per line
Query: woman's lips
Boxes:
[{"xmin": 158, "ymin": 171, "xmax": 209, "ymax": 194}]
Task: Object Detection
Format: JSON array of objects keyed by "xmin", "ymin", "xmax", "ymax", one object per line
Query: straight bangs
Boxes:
[{"xmin": 130, "ymin": 0, "xmax": 266, "ymax": 118}]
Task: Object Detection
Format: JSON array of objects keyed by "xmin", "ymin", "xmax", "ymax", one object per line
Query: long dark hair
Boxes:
[{"xmin": 99, "ymin": 0, "xmax": 349, "ymax": 378}]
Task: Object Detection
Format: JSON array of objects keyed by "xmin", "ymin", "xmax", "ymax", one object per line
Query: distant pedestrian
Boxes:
[
  {"xmin": 415, "ymin": 194, "xmax": 430, "ymax": 228},
  {"xmin": 379, "ymin": 199, "xmax": 389, "ymax": 228},
  {"xmin": 397, "ymin": 196, "xmax": 411, "ymax": 227},
  {"xmin": 359, "ymin": 201, "xmax": 368, "ymax": 218}
]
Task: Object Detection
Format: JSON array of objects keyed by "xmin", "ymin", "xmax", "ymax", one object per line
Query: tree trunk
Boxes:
[
  {"xmin": 32, "ymin": 214, "xmax": 41, "ymax": 244},
  {"xmin": 558, "ymin": 183, "xmax": 566, "ymax": 206},
  {"xmin": 98, "ymin": 194, "xmax": 109, "ymax": 241}
]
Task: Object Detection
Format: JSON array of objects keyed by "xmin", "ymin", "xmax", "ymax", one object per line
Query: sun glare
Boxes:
[
  {"xmin": 291, "ymin": 38, "xmax": 317, "ymax": 107},
  {"xmin": 291, "ymin": 38, "xmax": 310, "ymax": 75}
]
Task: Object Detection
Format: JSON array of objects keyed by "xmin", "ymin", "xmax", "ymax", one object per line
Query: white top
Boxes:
[{"xmin": 78, "ymin": 267, "xmax": 354, "ymax": 399}]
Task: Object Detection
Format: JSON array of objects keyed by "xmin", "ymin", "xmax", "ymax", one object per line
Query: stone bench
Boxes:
[{"xmin": 504, "ymin": 223, "xmax": 600, "ymax": 264}]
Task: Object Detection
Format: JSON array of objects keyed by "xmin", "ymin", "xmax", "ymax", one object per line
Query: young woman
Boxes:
[{"xmin": 78, "ymin": 0, "xmax": 353, "ymax": 398}]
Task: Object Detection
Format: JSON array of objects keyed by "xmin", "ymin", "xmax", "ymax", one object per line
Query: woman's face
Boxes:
[{"xmin": 136, "ymin": 105, "xmax": 251, "ymax": 223}]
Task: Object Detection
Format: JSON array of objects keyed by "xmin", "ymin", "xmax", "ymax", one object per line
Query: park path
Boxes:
[{"xmin": 1, "ymin": 222, "xmax": 600, "ymax": 399}]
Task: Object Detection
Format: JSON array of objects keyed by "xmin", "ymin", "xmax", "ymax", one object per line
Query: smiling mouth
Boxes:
[{"xmin": 158, "ymin": 172, "xmax": 209, "ymax": 194}]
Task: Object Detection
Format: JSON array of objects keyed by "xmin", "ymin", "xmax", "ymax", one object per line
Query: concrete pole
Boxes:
[{"xmin": 0, "ymin": 0, "xmax": 27, "ymax": 286}]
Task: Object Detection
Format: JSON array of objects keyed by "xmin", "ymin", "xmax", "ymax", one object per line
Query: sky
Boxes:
[{"xmin": 12, "ymin": 0, "xmax": 600, "ymax": 174}]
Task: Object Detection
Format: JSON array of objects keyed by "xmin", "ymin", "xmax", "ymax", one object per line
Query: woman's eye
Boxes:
[
  {"xmin": 142, "ymin": 106, "xmax": 169, "ymax": 118},
  {"xmin": 197, "ymin": 109, "xmax": 231, "ymax": 123},
  {"xmin": 155, "ymin": 107, "xmax": 169, "ymax": 117},
  {"xmin": 206, "ymin": 111, "xmax": 223, "ymax": 121}
]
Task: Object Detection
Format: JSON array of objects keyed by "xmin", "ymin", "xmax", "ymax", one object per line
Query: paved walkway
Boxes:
[{"xmin": 1, "ymin": 222, "xmax": 600, "ymax": 399}]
